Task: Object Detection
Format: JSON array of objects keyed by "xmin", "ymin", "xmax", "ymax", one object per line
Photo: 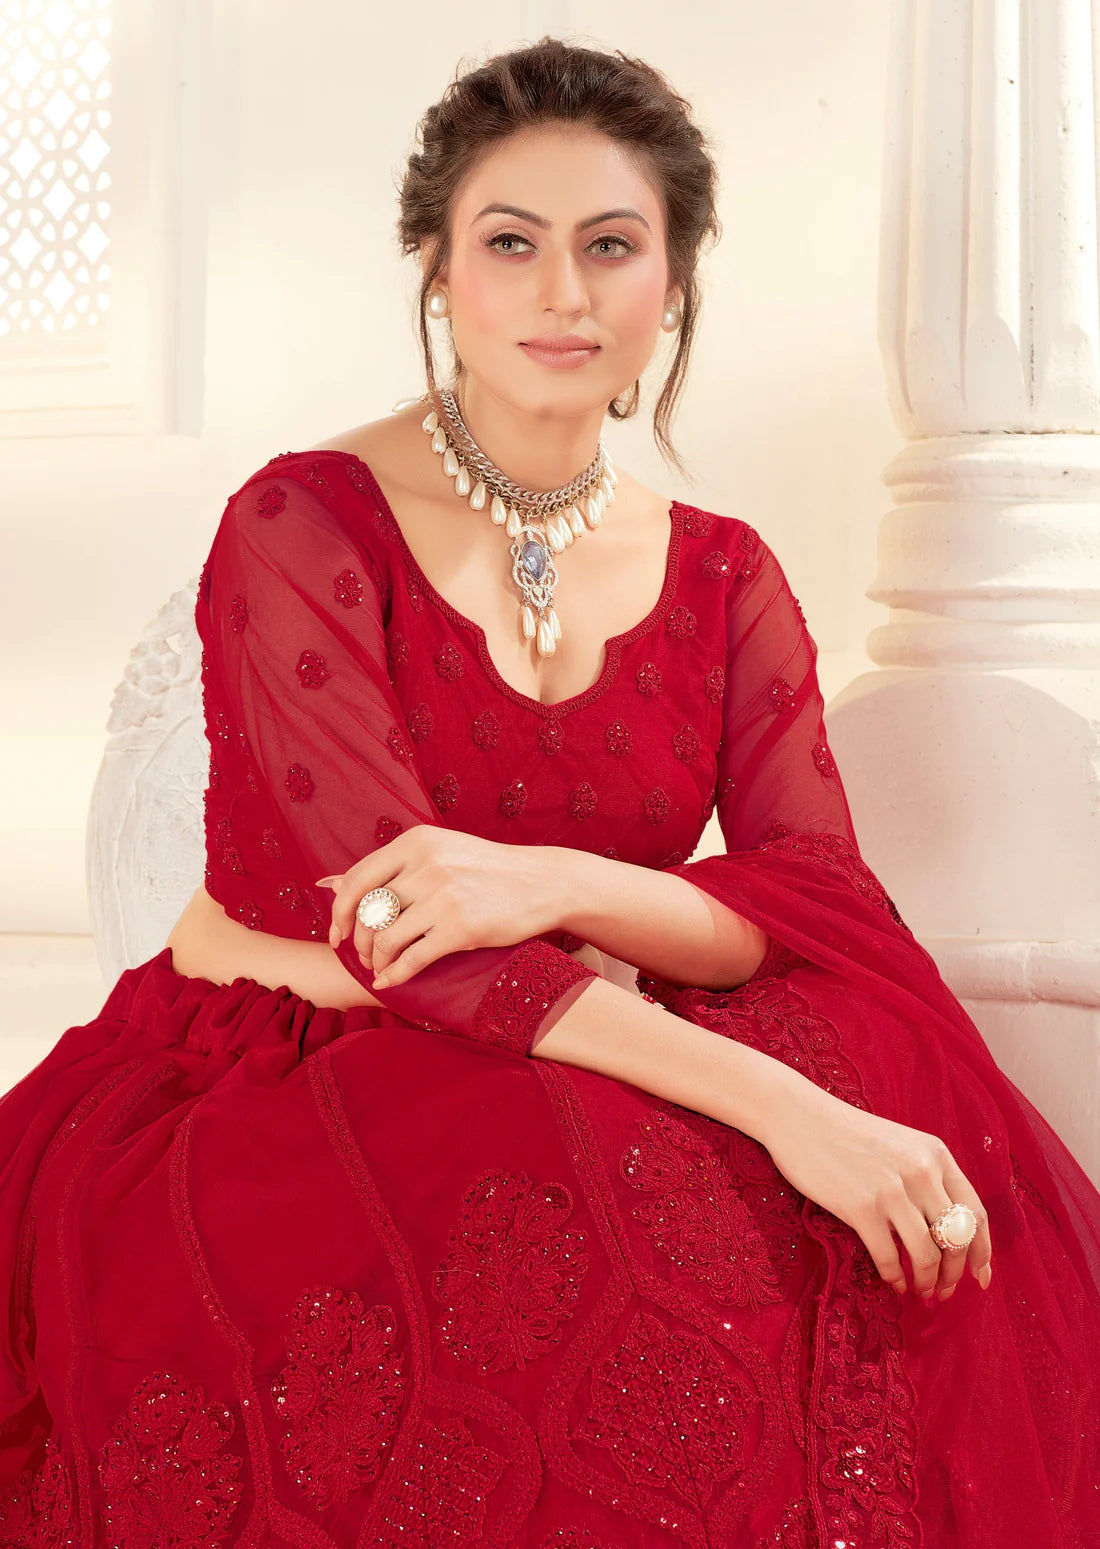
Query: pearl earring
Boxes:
[
  {"xmin": 426, "ymin": 289, "xmax": 450, "ymax": 319},
  {"xmin": 661, "ymin": 302, "xmax": 681, "ymax": 332}
]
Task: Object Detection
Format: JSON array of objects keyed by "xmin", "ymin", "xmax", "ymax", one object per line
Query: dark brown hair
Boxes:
[{"xmin": 395, "ymin": 37, "xmax": 722, "ymax": 481}]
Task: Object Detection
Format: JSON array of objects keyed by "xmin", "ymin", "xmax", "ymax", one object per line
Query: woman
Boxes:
[{"xmin": 2, "ymin": 37, "xmax": 1099, "ymax": 1548}]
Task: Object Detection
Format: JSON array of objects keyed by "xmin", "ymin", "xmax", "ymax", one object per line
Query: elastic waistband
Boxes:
[{"xmin": 97, "ymin": 947, "xmax": 387, "ymax": 1061}]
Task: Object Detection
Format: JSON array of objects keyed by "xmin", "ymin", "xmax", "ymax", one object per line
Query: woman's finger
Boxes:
[
  {"xmin": 885, "ymin": 1186, "xmax": 944, "ymax": 1301},
  {"xmin": 369, "ymin": 923, "xmax": 450, "ymax": 989},
  {"xmin": 939, "ymin": 1158, "xmax": 993, "ymax": 1292},
  {"xmin": 853, "ymin": 1211, "xmax": 909, "ymax": 1295},
  {"xmin": 353, "ymin": 899, "xmax": 430, "ymax": 974},
  {"xmin": 908, "ymin": 1183, "xmax": 969, "ymax": 1302}
]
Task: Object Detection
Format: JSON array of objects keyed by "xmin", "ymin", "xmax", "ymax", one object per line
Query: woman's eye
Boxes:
[{"xmin": 483, "ymin": 232, "xmax": 635, "ymax": 257}]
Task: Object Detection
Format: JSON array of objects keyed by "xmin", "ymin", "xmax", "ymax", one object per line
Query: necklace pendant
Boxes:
[
  {"xmin": 536, "ymin": 617, "xmax": 557, "ymax": 657},
  {"xmin": 520, "ymin": 603, "xmax": 538, "ymax": 640}
]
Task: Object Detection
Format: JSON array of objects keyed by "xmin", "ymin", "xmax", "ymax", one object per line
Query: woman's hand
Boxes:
[
  {"xmin": 316, "ymin": 825, "xmax": 564, "ymax": 989},
  {"xmin": 761, "ymin": 1077, "xmax": 994, "ymax": 1304}
]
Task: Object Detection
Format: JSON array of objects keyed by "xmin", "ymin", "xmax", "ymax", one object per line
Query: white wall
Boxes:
[{"xmin": 2, "ymin": 0, "xmax": 894, "ymax": 944}]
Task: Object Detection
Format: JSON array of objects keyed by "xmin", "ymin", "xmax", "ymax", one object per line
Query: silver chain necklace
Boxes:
[{"xmin": 411, "ymin": 385, "xmax": 619, "ymax": 659}]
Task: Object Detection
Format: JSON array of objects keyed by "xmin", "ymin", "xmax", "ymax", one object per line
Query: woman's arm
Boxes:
[
  {"xmin": 544, "ymin": 847, "xmax": 771, "ymax": 990},
  {"xmin": 530, "ymin": 972, "xmax": 805, "ymax": 1146}
]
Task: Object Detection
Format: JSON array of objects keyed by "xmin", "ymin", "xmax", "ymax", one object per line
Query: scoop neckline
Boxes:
[{"xmin": 313, "ymin": 446, "xmax": 687, "ymax": 718}]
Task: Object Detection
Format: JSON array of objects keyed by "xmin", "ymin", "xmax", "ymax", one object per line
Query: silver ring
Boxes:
[{"xmin": 356, "ymin": 886, "xmax": 402, "ymax": 931}]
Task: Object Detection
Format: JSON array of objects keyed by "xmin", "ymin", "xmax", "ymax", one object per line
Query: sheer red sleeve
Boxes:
[
  {"xmin": 196, "ymin": 463, "xmax": 596, "ymax": 1055},
  {"xmin": 639, "ymin": 525, "xmax": 927, "ymax": 998}
]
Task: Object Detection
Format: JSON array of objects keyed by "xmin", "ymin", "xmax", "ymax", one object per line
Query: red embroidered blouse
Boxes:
[{"xmin": 195, "ymin": 447, "xmax": 846, "ymax": 1050}]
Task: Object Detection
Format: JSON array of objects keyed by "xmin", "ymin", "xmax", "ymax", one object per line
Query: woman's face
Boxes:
[{"xmin": 425, "ymin": 123, "xmax": 678, "ymax": 416}]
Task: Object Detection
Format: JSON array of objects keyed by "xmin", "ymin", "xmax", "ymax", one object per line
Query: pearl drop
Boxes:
[
  {"xmin": 600, "ymin": 474, "xmax": 614, "ymax": 502},
  {"xmin": 567, "ymin": 504, "xmax": 587, "ymax": 536},
  {"xmin": 521, "ymin": 604, "xmax": 537, "ymax": 640},
  {"xmin": 442, "ymin": 447, "xmax": 460, "ymax": 476},
  {"xmin": 490, "ymin": 493, "xmax": 508, "ymax": 524},
  {"xmin": 547, "ymin": 606, "xmax": 561, "ymax": 641},
  {"xmin": 431, "ymin": 427, "xmax": 447, "ymax": 454},
  {"xmin": 555, "ymin": 513, "xmax": 574, "ymax": 547},
  {"xmin": 536, "ymin": 618, "xmax": 556, "ymax": 656},
  {"xmin": 469, "ymin": 479, "xmax": 487, "ymax": 510},
  {"xmin": 422, "ymin": 410, "xmax": 439, "ymax": 433},
  {"xmin": 455, "ymin": 466, "xmax": 472, "ymax": 497},
  {"xmin": 505, "ymin": 508, "xmax": 522, "ymax": 538},
  {"xmin": 545, "ymin": 522, "xmax": 565, "ymax": 554},
  {"xmin": 585, "ymin": 494, "xmax": 603, "ymax": 529}
]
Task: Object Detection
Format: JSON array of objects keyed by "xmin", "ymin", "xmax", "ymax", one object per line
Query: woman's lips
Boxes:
[{"xmin": 519, "ymin": 342, "xmax": 601, "ymax": 369}]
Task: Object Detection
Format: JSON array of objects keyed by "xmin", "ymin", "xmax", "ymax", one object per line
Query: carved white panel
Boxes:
[{"xmin": 85, "ymin": 580, "xmax": 207, "ymax": 984}]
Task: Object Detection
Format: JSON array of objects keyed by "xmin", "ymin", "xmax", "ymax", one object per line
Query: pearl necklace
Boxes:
[{"xmin": 408, "ymin": 386, "xmax": 618, "ymax": 659}]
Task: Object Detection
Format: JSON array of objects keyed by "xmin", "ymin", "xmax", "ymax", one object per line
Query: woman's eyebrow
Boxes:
[{"xmin": 472, "ymin": 203, "xmax": 652, "ymax": 232}]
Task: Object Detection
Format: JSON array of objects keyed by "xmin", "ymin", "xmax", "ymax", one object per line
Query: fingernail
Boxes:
[
  {"xmin": 921, "ymin": 1291, "xmax": 936, "ymax": 1307},
  {"xmin": 938, "ymin": 1286, "xmax": 956, "ymax": 1301},
  {"xmin": 373, "ymin": 972, "xmax": 390, "ymax": 989},
  {"xmin": 891, "ymin": 1281, "xmax": 906, "ymax": 1296},
  {"xmin": 315, "ymin": 877, "xmax": 339, "ymax": 887},
  {"xmin": 979, "ymin": 1264, "xmax": 993, "ymax": 1290},
  {"xmin": 328, "ymin": 926, "xmax": 340, "ymax": 948}
]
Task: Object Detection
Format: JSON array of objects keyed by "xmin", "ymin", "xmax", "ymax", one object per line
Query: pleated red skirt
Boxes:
[{"xmin": 1, "ymin": 946, "xmax": 1097, "ymax": 1547}]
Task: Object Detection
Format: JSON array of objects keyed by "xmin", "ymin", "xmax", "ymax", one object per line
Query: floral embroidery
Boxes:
[
  {"xmin": 432, "ymin": 774, "xmax": 460, "ymax": 812},
  {"xmin": 434, "ymin": 642, "xmax": 464, "ymax": 680},
  {"xmin": 635, "ymin": 661, "xmax": 662, "ymax": 696},
  {"xmin": 754, "ymin": 1495, "xmax": 815, "ymax": 1547},
  {"xmin": 812, "ymin": 741, "xmax": 837, "ymax": 778},
  {"xmin": 574, "ymin": 1310, "xmax": 758, "ymax": 1506},
  {"xmin": 643, "ymin": 787, "xmax": 670, "ymax": 825},
  {"xmin": 472, "ymin": 940, "xmax": 596, "ymax": 1054},
  {"xmin": 705, "ymin": 664, "xmax": 725, "ymax": 703},
  {"xmin": 601, "ymin": 846, "xmax": 620, "ymax": 860},
  {"xmin": 661, "ymin": 849, "xmax": 686, "ymax": 866},
  {"xmin": 405, "ymin": 573, "xmax": 425, "ymax": 612},
  {"xmin": 569, "ymin": 783, "xmax": 597, "ymax": 820},
  {"xmin": 333, "ymin": 568, "xmax": 363, "ymax": 608},
  {"xmin": 737, "ymin": 524, "xmax": 759, "ymax": 579},
  {"xmin": 499, "ymin": 779, "xmax": 528, "ymax": 818},
  {"xmin": 620, "ymin": 1108, "xmax": 800, "ymax": 1309},
  {"xmin": 285, "ymin": 764, "xmax": 314, "ymax": 802},
  {"xmin": 432, "ymin": 1169, "xmax": 589, "ymax": 1373},
  {"xmin": 758, "ymin": 821, "xmax": 912, "ymax": 935},
  {"xmin": 261, "ymin": 827, "xmax": 283, "ymax": 860},
  {"xmin": 665, "ymin": 605, "xmax": 697, "ymax": 640},
  {"xmin": 702, "ymin": 550, "xmax": 731, "ymax": 579},
  {"xmin": 472, "ymin": 710, "xmax": 501, "ymax": 749},
  {"xmin": 673, "ymin": 724, "xmax": 700, "ymax": 762},
  {"xmin": 373, "ymin": 1416, "xmax": 505, "ymax": 1546},
  {"xmin": 295, "ymin": 649, "xmax": 332, "ymax": 689},
  {"xmin": 538, "ymin": 718, "xmax": 564, "ymax": 755},
  {"xmin": 769, "ymin": 677, "xmax": 796, "ymax": 713},
  {"xmin": 270, "ymin": 1286, "xmax": 406, "ymax": 1510},
  {"xmin": 97, "ymin": 1371, "xmax": 244, "ymax": 1545},
  {"xmin": 0, "ymin": 1433, "xmax": 76, "ymax": 1544},
  {"xmin": 387, "ymin": 632, "xmax": 410, "ymax": 671},
  {"xmin": 213, "ymin": 709, "xmax": 232, "ymax": 743},
  {"xmin": 375, "ymin": 815, "xmax": 403, "ymax": 846},
  {"xmin": 236, "ymin": 901, "xmax": 263, "ymax": 930},
  {"xmin": 406, "ymin": 702, "xmax": 434, "ymax": 742},
  {"xmin": 229, "ymin": 595, "xmax": 248, "ymax": 633},
  {"xmin": 539, "ymin": 1532, "xmax": 616, "ymax": 1549},
  {"xmin": 277, "ymin": 881, "xmax": 305, "ymax": 912},
  {"xmin": 386, "ymin": 725, "xmax": 414, "ymax": 762},
  {"xmin": 245, "ymin": 767, "xmax": 259, "ymax": 795},
  {"xmin": 682, "ymin": 507, "xmax": 714, "ymax": 539},
  {"xmin": 301, "ymin": 461, "xmax": 332, "ymax": 491},
  {"xmin": 220, "ymin": 844, "xmax": 244, "ymax": 875},
  {"xmin": 605, "ymin": 720, "xmax": 632, "ymax": 756},
  {"xmin": 256, "ymin": 486, "xmax": 286, "ymax": 519}
]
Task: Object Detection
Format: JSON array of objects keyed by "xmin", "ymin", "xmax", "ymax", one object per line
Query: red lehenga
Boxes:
[{"xmin": 1, "ymin": 448, "xmax": 1098, "ymax": 1549}]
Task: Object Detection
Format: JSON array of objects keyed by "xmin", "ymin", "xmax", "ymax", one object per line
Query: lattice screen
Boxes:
[{"xmin": 0, "ymin": 0, "xmax": 112, "ymax": 339}]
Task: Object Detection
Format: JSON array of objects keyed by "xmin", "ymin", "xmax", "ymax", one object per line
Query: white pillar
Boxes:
[{"xmin": 827, "ymin": 0, "xmax": 1100, "ymax": 1184}]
